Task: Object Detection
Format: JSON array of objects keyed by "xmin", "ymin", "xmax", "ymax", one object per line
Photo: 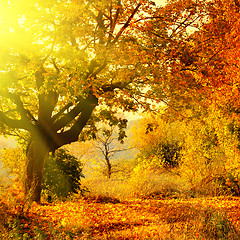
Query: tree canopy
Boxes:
[
  {"xmin": 160, "ymin": 0, "xmax": 240, "ymax": 121},
  {"xmin": 0, "ymin": 0, "xmax": 174, "ymax": 202},
  {"xmin": 0, "ymin": 0, "xmax": 150, "ymax": 146}
]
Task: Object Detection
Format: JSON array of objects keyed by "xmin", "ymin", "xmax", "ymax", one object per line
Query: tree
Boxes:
[
  {"xmin": 0, "ymin": 0, "xmax": 175, "ymax": 202},
  {"xmin": 156, "ymin": 0, "xmax": 240, "ymax": 176},
  {"xmin": 157, "ymin": 0, "xmax": 240, "ymax": 121},
  {"xmin": 85, "ymin": 123, "xmax": 132, "ymax": 178},
  {"xmin": 146, "ymin": 0, "xmax": 240, "ymax": 178},
  {"xmin": 130, "ymin": 0, "xmax": 240, "ymax": 196},
  {"xmin": 132, "ymin": 114, "xmax": 183, "ymax": 171}
]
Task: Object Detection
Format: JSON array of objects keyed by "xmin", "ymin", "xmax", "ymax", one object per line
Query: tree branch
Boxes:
[
  {"xmin": 91, "ymin": 59, "xmax": 107, "ymax": 77},
  {"xmin": 108, "ymin": 0, "xmax": 122, "ymax": 43},
  {"xmin": 0, "ymin": 90, "xmax": 36, "ymax": 125},
  {"xmin": 112, "ymin": 3, "xmax": 141, "ymax": 44},
  {"xmin": 51, "ymin": 95, "xmax": 98, "ymax": 149},
  {"xmin": 52, "ymin": 99, "xmax": 86, "ymax": 131},
  {"xmin": 101, "ymin": 81, "xmax": 128, "ymax": 92},
  {"xmin": 0, "ymin": 111, "xmax": 30, "ymax": 130},
  {"xmin": 51, "ymin": 102, "xmax": 73, "ymax": 122}
]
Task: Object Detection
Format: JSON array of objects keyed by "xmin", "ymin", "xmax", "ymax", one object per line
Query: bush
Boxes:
[
  {"xmin": 132, "ymin": 117, "xmax": 183, "ymax": 170},
  {"xmin": 200, "ymin": 208, "xmax": 240, "ymax": 240},
  {"xmin": 42, "ymin": 149, "xmax": 85, "ymax": 200},
  {"xmin": 215, "ymin": 173, "xmax": 240, "ymax": 196}
]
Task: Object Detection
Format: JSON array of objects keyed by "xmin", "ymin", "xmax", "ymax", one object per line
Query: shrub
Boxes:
[
  {"xmin": 42, "ymin": 149, "xmax": 85, "ymax": 200},
  {"xmin": 200, "ymin": 208, "xmax": 240, "ymax": 240},
  {"xmin": 82, "ymin": 168, "xmax": 189, "ymax": 200},
  {"xmin": 132, "ymin": 117, "xmax": 183, "ymax": 170},
  {"xmin": 215, "ymin": 173, "xmax": 240, "ymax": 196}
]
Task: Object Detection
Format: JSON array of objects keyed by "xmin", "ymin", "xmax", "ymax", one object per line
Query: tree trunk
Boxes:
[
  {"xmin": 24, "ymin": 138, "xmax": 50, "ymax": 203},
  {"xmin": 106, "ymin": 156, "xmax": 112, "ymax": 179},
  {"xmin": 23, "ymin": 93, "xmax": 98, "ymax": 203}
]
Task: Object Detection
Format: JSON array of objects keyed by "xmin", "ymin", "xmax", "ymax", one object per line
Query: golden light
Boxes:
[
  {"xmin": 154, "ymin": 0, "xmax": 167, "ymax": 6},
  {"xmin": 0, "ymin": 1, "xmax": 20, "ymax": 32},
  {"xmin": 0, "ymin": 1, "xmax": 33, "ymax": 52},
  {"xmin": 18, "ymin": 15, "xmax": 26, "ymax": 27}
]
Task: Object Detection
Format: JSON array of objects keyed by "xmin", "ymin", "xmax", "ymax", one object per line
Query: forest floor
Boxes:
[{"xmin": 1, "ymin": 196, "xmax": 240, "ymax": 239}]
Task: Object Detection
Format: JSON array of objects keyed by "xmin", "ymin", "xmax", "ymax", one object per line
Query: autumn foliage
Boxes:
[
  {"xmin": 1, "ymin": 0, "xmax": 240, "ymax": 238},
  {"xmin": 1, "ymin": 192, "xmax": 240, "ymax": 239}
]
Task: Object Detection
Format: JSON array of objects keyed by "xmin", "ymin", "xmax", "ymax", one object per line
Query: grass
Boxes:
[
  {"xmin": 1, "ymin": 171, "xmax": 240, "ymax": 239},
  {"xmin": 1, "ymin": 172, "xmax": 240, "ymax": 239},
  {"xmin": 81, "ymin": 171, "xmax": 191, "ymax": 201},
  {"xmin": 1, "ymin": 195, "xmax": 240, "ymax": 239}
]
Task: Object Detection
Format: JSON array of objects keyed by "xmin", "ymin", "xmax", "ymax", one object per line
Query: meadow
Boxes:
[{"xmin": 1, "ymin": 177, "xmax": 240, "ymax": 240}]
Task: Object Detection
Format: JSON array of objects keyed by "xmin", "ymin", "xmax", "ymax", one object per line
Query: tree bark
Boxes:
[
  {"xmin": 105, "ymin": 156, "xmax": 112, "ymax": 179},
  {"xmin": 24, "ymin": 137, "xmax": 50, "ymax": 203}
]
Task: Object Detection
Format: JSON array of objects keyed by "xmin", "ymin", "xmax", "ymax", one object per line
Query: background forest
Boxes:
[{"xmin": 1, "ymin": 0, "xmax": 240, "ymax": 239}]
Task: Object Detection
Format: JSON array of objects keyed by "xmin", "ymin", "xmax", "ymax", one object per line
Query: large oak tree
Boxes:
[{"xmin": 0, "ymin": 0, "xmax": 174, "ymax": 202}]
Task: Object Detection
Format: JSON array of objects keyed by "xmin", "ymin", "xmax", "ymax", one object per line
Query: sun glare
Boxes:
[
  {"xmin": 0, "ymin": 2, "xmax": 19, "ymax": 33},
  {"xmin": 0, "ymin": 1, "xmax": 34, "ymax": 52},
  {"xmin": 18, "ymin": 15, "xmax": 26, "ymax": 27},
  {"xmin": 154, "ymin": 0, "xmax": 167, "ymax": 6}
]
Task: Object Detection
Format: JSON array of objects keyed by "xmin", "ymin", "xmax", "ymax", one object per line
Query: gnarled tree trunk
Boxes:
[
  {"xmin": 23, "ymin": 94, "xmax": 99, "ymax": 203},
  {"xmin": 24, "ymin": 138, "xmax": 50, "ymax": 203}
]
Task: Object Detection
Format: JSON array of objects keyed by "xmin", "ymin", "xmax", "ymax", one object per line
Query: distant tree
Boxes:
[
  {"xmin": 77, "ymin": 122, "xmax": 133, "ymax": 179},
  {"xmin": 94, "ymin": 124, "xmax": 133, "ymax": 178}
]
